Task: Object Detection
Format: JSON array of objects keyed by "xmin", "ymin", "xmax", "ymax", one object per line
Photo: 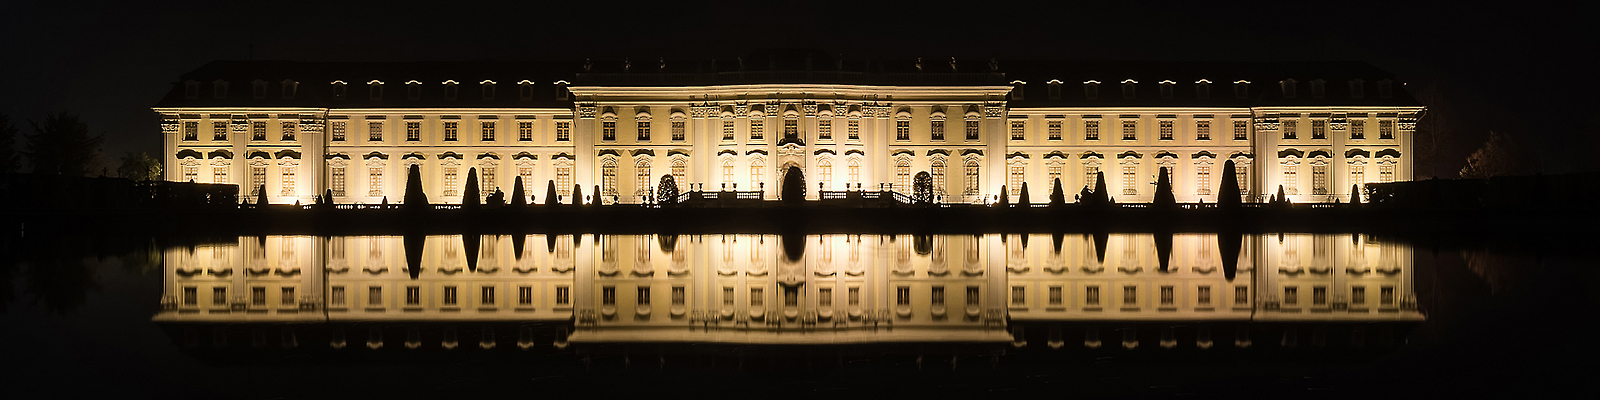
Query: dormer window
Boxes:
[
  {"xmin": 1281, "ymin": 79, "xmax": 1297, "ymax": 99},
  {"xmin": 1159, "ymin": 80, "xmax": 1174, "ymax": 99},
  {"xmin": 1349, "ymin": 79, "xmax": 1365, "ymax": 99},
  {"xmin": 252, "ymin": 80, "xmax": 267, "ymax": 99},
  {"xmin": 1121, "ymin": 79, "xmax": 1137, "ymax": 99},
  {"xmin": 368, "ymin": 80, "xmax": 384, "ymax": 101},
  {"xmin": 1310, "ymin": 79, "xmax": 1325, "ymax": 99},
  {"xmin": 1377, "ymin": 79, "xmax": 1393, "ymax": 98},
  {"xmin": 406, "ymin": 81, "xmax": 421, "ymax": 100},
  {"xmin": 443, "ymin": 80, "xmax": 459, "ymax": 100},
  {"xmin": 331, "ymin": 81, "xmax": 347, "ymax": 99},
  {"xmin": 481, "ymin": 80, "xmax": 496, "ymax": 100},
  {"xmin": 184, "ymin": 80, "xmax": 200, "ymax": 99},
  {"xmin": 281, "ymin": 80, "xmax": 298, "ymax": 99},
  {"xmin": 1084, "ymin": 80, "xmax": 1100, "ymax": 100},
  {"xmin": 553, "ymin": 80, "xmax": 569, "ymax": 100},
  {"xmin": 1234, "ymin": 80, "xmax": 1250, "ymax": 99},
  {"xmin": 212, "ymin": 80, "xmax": 229, "ymax": 99},
  {"xmin": 518, "ymin": 80, "xmax": 534, "ymax": 101},
  {"xmin": 1047, "ymin": 80, "xmax": 1062, "ymax": 100},
  {"xmin": 1195, "ymin": 79, "xmax": 1211, "ymax": 99},
  {"xmin": 1010, "ymin": 80, "xmax": 1026, "ymax": 101}
]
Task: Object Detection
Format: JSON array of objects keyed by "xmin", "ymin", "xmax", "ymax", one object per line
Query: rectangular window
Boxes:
[
  {"xmin": 1379, "ymin": 121, "xmax": 1395, "ymax": 139},
  {"xmin": 931, "ymin": 120, "xmax": 945, "ymax": 141},
  {"xmin": 368, "ymin": 286, "xmax": 382, "ymax": 306},
  {"xmin": 368, "ymin": 121, "xmax": 383, "ymax": 141},
  {"xmin": 1312, "ymin": 120, "xmax": 1327, "ymax": 139},
  {"xmin": 481, "ymin": 121, "xmax": 496, "ymax": 141},
  {"xmin": 1085, "ymin": 120, "xmax": 1099, "ymax": 140},
  {"xmin": 750, "ymin": 120, "xmax": 763, "ymax": 140},
  {"xmin": 1122, "ymin": 120, "xmax": 1137, "ymax": 140},
  {"xmin": 932, "ymin": 286, "xmax": 945, "ymax": 306},
  {"xmin": 555, "ymin": 121, "xmax": 570, "ymax": 141},
  {"xmin": 1352, "ymin": 165, "xmax": 1365, "ymax": 186},
  {"xmin": 213, "ymin": 287, "xmax": 227, "ymax": 305},
  {"xmin": 1010, "ymin": 121, "xmax": 1025, "ymax": 140},
  {"xmin": 252, "ymin": 121, "xmax": 266, "ymax": 141},
  {"xmin": 1282, "ymin": 120, "xmax": 1297, "ymax": 140},
  {"xmin": 1047, "ymin": 120, "xmax": 1061, "ymax": 140},
  {"xmin": 966, "ymin": 286, "xmax": 980, "ymax": 306},
  {"xmin": 1235, "ymin": 286, "xmax": 1249, "ymax": 305},
  {"xmin": 1086, "ymin": 286, "xmax": 1100, "ymax": 306},
  {"xmin": 1313, "ymin": 286, "xmax": 1327, "ymax": 305},
  {"xmin": 1312, "ymin": 165, "xmax": 1328, "ymax": 195},
  {"xmin": 637, "ymin": 287, "xmax": 650, "ymax": 306},
  {"xmin": 1352, "ymin": 287, "xmax": 1366, "ymax": 304},
  {"xmin": 819, "ymin": 288, "xmax": 833, "ymax": 307},
  {"xmin": 1011, "ymin": 286, "xmax": 1026, "ymax": 305},
  {"xmin": 723, "ymin": 287, "xmax": 735, "ymax": 306},
  {"xmin": 1351, "ymin": 120, "xmax": 1366, "ymax": 139},
  {"xmin": 518, "ymin": 286, "xmax": 532, "ymax": 305},
  {"xmin": 443, "ymin": 286, "xmax": 458, "ymax": 305},
  {"xmin": 895, "ymin": 120, "xmax": 910, "ymax": 141},
  {"xmin": 1233, "ymin": 120, "xmax": 1248, "ymax": 140},
  {"xmin": 750, "ymin": 288, "xmax": 764, "ymax": 307},
  {"xmin": 671, "ymin": 120, "xmax": 685, "ymax": 141},
  {"xmin": 331, "ymin": 286, "xmax": 345, "ymax": 305},
  {"xmin": 555, "ymin": 286, "xmax": 570, "ymax": 305},
  {"xmin": 785, "ymin": 118, "xmax": 798, "ymax": 140},
  {"xmin": 1159, "ymin": 120, "xmax": 1173, "ymax": 140},
  {"xmin": 406, "ymin": 286, "xmax": 420, "ymax": 305},
  {"xmin": 896, "ymin": 286, "xmax": 911, "ymax": 306},
  {"xmin": 965, "ymin": 120, "xmax": 979, "ymax": 140},
  {"xmin": 1236, "ymin": 167, "xmax": 1248, "ymax": 194},
  {"xmin": 481, "ymin": 286, "xmax": 495, "ymax": 305},
  {"xmin": 406, "ymin": 121, "xmax": 420, "ymax": 141},
  {"xmin": 1284, "ymin": 165, "xmax": 1298, "ymax": 195},
  {"xmin": 601, "ymin": 286, "xmax": 616, "ymax": 306},
  {"xmin": 331, "ymin": 167, "xmax": 346, "ymax": 196},
  {"xmin": 848, "ymin": 119, "xmax": 860, "ymax": 140},
  {"xmin": 1048, "ymin": 286, "xmax": 1063, "ymax": 305},
  {"xmin": 482, "ymin": 167, "xmax": 495, "ymax": 192},
  {"xmin": 281, "ymin": 167, "xmax": 295, "ymax": 196},
  {"xmin": 849, "ymin": 287, "xmax": 861, "ymax": 306},
  {"xmin": 181, "ymin": 121, "xmax": 198, "ymax": 141},
  {"xmin": 250, "ymin": 166, "xmax": 266, "ymax": 195},
  {"xmin": 443, "ymin": 167, "xmax": 458, "ymax": 196},
  {"xmin": 1380, "ymin": 164, "xmax": 1395, "ymax": 183},
  {"xmin": 331, "ymin": 121, "xmax": 346, "ymax": 141},
  {"xmin": 602, "ymin": 120, "xmax": 616, "ymax": 141},
  {"xmin": 1083, "ymin": 165, "xmax": 1098, "ymax": 188},
  {"xmin": 1198, "ymin": 286, "xmax": 1212, "ymax": 305},
  {"xmin": 818, "ymin": 120, "xmax": 832, "ymax": 140},
  {"xmin": 281, "ymin": 121, "xmax": 296, "ymax": 141},
  {"xmin": 182, "ymin": 165, "xmax": 198, "ymax": 182},
  {"xmin": 251, "ymin": 287, "xmax": 266, "ymax": 306},
  {"xmin": 1160, "ymin": 286, "xmax": 1174, "ymax": 305},
  {"xmin": 637, "ymin": 121, "xmax": 650, "ymax": 141},
  {"xmin": 1122, "ymin": 165, "xmax": 1137, "ymax": 195},
  {"xmin": 213, "ymin": 166, "xmax": 228, "ymax": 185},
  {"xmin": 1123, "ymin": 286, "xmax": 1138, "ymax": 304},
  {"xmin": 672, "ymin": 286, "xmax": 685, "ymax": 306},
  {"xmin": 213, "ymin": 121, "xmax": 228, "ymax": 140},
  {"xmin": 368, "ymin": 167, "xmax": 383, "ymax": 196},
  {"xmin": 1381, "ymin": 286, "xmax": 1395, "ymax": 305},
  {"xmin": 1284, "ymin": 287, "xmax": 1298, "ymax": 305},
  {"xmin": 183, "ymin": 287, "xmax": 197, "ymax": 305},
  {"xmin": 1196, "ymin": 120, "xmax": 1211, "ymax": 140},
  {"xmin": 1197, "ymin": 164, "xmax": 1212, "ymax": 195},
  {"xmin": 519, "ymin": 121, "xmax": 533, "ymax": 141}
]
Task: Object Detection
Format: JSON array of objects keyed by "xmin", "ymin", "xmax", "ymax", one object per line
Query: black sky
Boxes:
[{"xmin": 2, "ymin": 0, "xmax": 1593, "ymax": 176}]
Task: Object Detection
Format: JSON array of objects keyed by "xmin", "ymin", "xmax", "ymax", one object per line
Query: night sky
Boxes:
[{"xmin": 2, "ymin": 0, "xmax": 1593, "ymax": 177}]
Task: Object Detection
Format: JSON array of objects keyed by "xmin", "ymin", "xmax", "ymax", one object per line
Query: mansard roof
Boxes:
[{"xmin": 1002, "ymin": 60, "xmax": 1420, "ymax": 107}]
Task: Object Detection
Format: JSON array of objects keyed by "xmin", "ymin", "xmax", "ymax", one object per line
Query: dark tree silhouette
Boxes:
[
  {"xmin": 657, "ymin": 174, "xmax": 679, "ymax": 206},
  {"xmin": 912, "ymin": 171, "xmax": 933, "ymax": 204},
  {"xmin": 255, "ymin": 184, "xmax": 268, "ymax": 208},
  {"xmin": 1093, "ymin": 171, "xmax": 1111, "ymax": 206},
  {"xmin": 116, "ymin": 152, "xmax": 162, "ymax": 181},
  {"xmin": 592, "ymin": 185, "xmax": 602, "ymax": 207},
  {"xmin": 1017, "ymin": 182, "xmax": 1030, "ymax": 207},
  {"xmin": 1274, "ymin": 185, "xmax": 1290, "ymax": 206},
  {"xmin": 403, "ymin": 164, "xmax": 428, "ymax": 208},
  {"xmin": 781, "ymin": 166, "xmax": 806, "ymax": 205},
  {"xmin": 997, "ymin": 185, "xmax": 1009, "ymax": 207},
  {"xmin": 510, "ymin": 177, "xmax": 526, "ymax": 207},
  {"xmin": 1153, "ymin": 166, "xmax": 1176, "ymax": 208},
  {"xmin": 545, "ymin": 180, "xmax": 559, "ymax": 206},
  {"xmin": 1217, "ymin": 160, "xmax": 1241, "ymax": 208},
  {"xmin": 571, "ymin": 184, "xmax": 584, "ymax": 206},
  {"xmin": 23, "ymin": 112, "xmax": 103, "ymax": 176},
  {"xmin": 323, "ymin": 189, "xmax": 334, "ymax": 206},
  {"xmin": 1349, "ymin": 184, "xmax": 1362, "ymax": 206},
  {"xmin": 1049, "ymin": 177, "xmax": 1065, "ymax": 207},
  {"xmin": 0, "ymin": 113, "xmax": 23, "ymax": 173},
  {"xmin": 462, "ymin": 167, "xmax": 480, "ymax": 209}
]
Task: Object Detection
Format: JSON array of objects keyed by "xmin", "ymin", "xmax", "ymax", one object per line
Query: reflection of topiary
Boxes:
[
  {"xmin": 657, "ymin": 174, "xmax": 679, "ymax": 206},
  {"xmin": 781, "ymin": 166, "xmax": 805, "ymax": 206}
]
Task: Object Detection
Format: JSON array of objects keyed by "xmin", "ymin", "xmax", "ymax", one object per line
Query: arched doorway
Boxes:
[{"xmin": 780, "ymin": 164, "xmax": 805, "ymax": 204}]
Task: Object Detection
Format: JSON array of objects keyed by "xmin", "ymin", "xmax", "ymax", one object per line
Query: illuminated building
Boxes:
[{"xmin": 153, "ymin": 54, "xmax": 1422, "ymax": 205}]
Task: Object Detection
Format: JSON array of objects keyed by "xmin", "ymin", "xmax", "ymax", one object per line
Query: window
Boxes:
[
  {"xmin": 932, "ymin": 286, "xmax": 945, "ymax": 306},
  {"xmin": 406, "ymin": 286, "xmax": 420, "ymax": 305},
  {"xmin": 182, "ymin": 121, "xmax": 198, "ymax": 141},
  {"xmin": 1198, "ymin": 286, "xmax": 1212, "ymax": 305},
  {"xmin": 1010, "ymin": 121, "xmax": 1025, "ymax": 140},
  {"xmin": 1233, "ymin": 120, "xmax": 1247, "ymax": 140},
  {"xmin": 555, "ymin": 121, "xmax": 570, "ymax": 141},
  {"xmin": 723, "ymin": 287, "xmax": 735, "ymax": 306},
  {"xmin": 1313, "ymin": 286, "xmax": 1327, "ymax": 305},
  {"xmin": 1122, "ymin": 120, "xmax": 1137, "ymax": 140},
  {"xmin": 1281, "ymin": 79, "xmax": 1297, "ymax": 98},
  {"xmin": 1196, "ymin": 81, "xmax": 1210, "ymax": 99},
  {"xmin": 481, "ymin": 166, "xmax": 496, "ymax": 192},
  {"xmin": 896, "ymin": 120, "xmax": 910, "ymax": 141},
  {"xmin": 722, "ymin": 159, "xmax": 734, "ymax": 186},
  {"xmin": 931, "ymin": 159, "xmax": 947, "ymax": 195},
  {"xmin": 637, "ymin": 120, "xmax": 650, "ymax": 141},
  {"xmin": 1084, "ymin": 120, "xmax": 1099, "ymax": 140},
  {"xmin": 750, "ymin": 159, "xmax": 764, "ymax": 189},
  {"xmin": 1377, "ymin": 80, "xmax": 1393, "ymax": 98},
  {"xmin": 442, "ymin": 286, "xmax": 458, "ymax": 305},
  {"xmin": 251, "ymin": 287, "xmax": 265, "ymax": 306},
  {"xmin": 1379, "ymin": 120, "xmax": 1395, "ymax": 139},
  {"xmin": 368, "ymin": 286, "xmax": 382, "ymax": 306},
  {"xmin": 368, "ymin": 121, "xmax": 383, "ymax": 141},
  {"xmin": 1047, "ymin": 120, "xmax": 1061, "ymax": 140},
  {"xmin": 329, "ymin": 286, "xmax": 345, "ymax": 305},
  {"xmin": 1160, "ymin": 82, "xmax": 1173, "ymax": 99},
  {"xmin": 250, "ymin": 165, "xmax": 266, "ymax": 195},
  {"xmin": 1086, "ymin": 286, "xmax": 1100, "ymax": 306},
  {"xmin": 1351, "ymin": 164, "xmax": 1365, "ymax": 186},
  {"xmin": 1159, "ymin": 120, "xmax": 1173, "ymax": 140},
  {"xmin": 1352, "ymin": 287, "xmax": 1366, "ymax": 304},
  {"xmin": 331, "ymin": 167, "xmax": 346, "ymax": 196},
  {"xmin": 1312, "ymin": 164, "xmax": 1328, "ymax": 195},
  {"xmin": 784, "ymin": 118, "xmax": 798, "ymax": 140},
  {"xmin": 1282, "ymin": 120, "xmax": 1297, "ymax": 139},
  {"xmin": 281, "ymin": 121, "xmax": 297, "ymax": 141},
  {"xmin": 518, "ymin": 167, "xmax": 533, "ymax": 190},
  {"xmin": 601, "ymin": 286, "xmax": 615, "ymax": 306},
  {"xmin": 1234, "ymin": 82, "xmax": 1249, "ymax": 98},
  {"xmin": 671, "ymin": 158, "xmax": 687, "ymax": 186},
  {"xmin": 1312, "ymin": 120, "xmax": 1327, "ymax": 139},
  {"xmin": 966, "ymin": 286, "xmax": 980, "ymax": 306},
  {"xmin": 1235, "ymin": 163, "xmax": 1249, "ymax": 193},
  {"xmin": 818, "ymin": 119, "xmax": 832, "ymax": 140},
  {"xmin": 965, "ymin": 120, "xmax": 979, "ymax": 140},
  {"xmin": 481, "ymin": 82, "xmax": 495, "ymax": 100},
  {"xmin": 181, "ymin": 287, "xmax": 197, "ymax": 305},
  {"xmin": 369, "ymin": 82, "xmax": 383, "ymax": 100},
  {"xmin": 672, "ymin": 286, "xmax": 685, "ymax": 306},
  {"xmin": 519, "ymin": 121, "xmax": 533, "ymax": 141},
  {"xmin": 750, "ymin": 120, "xmax": 763, "ymax": 140},
  {"xmin": 1083, "ymin": 163, "xmax": 1099, "ymax": 187},
  {"xmin": 636, "ymin": 287, "xmax": 649, "ymax": 306},
  {"xmin": 252, "ymin": 122, "xmax": 266, "ymax": 141},
  {"xmin": 602, "ymin": 120, "xmax": 616, "ymax": 141},
  {"xmin": 332, "ymin": 81, "xmax": 346, "ymax": 99},
  {"xmin": 331, "ymin": 121, "xmax": 346, "ymax": 141},
  {"xmin": 1122, "ymin": 81, "xmax": 1136, "ymax": 99},
  {"xmin": 214, "ymin": 81, "xmax": 229, "ymax": 98},
  {"xmin": 1284, "ymin": 164, "xmax": 1298, "ymax": 195},
  {"xmin": 1048, "ymin": 82, "xmax": 1061, "ymax": 99},
  {"xmin": 601, "ymin": 159, "xmax": 617, "ymax": 196},
  {"xmin": 849, "ymin": 287, "xmax": 861, "ymax": 306},
  {"xmin": 896, "ymin": 158, "xmax": 912, "ymax": 190},
  {"xmin": 1084, "ymin": 82, "xmax": 1099, "ymax": 100},
  {"xmin": 1160, "ymin": 286, "xmax": 1175, "ymax": 305},
  {"xmin": 444, "ymin": 82, "xmax": 458, "ymax": 100},
  {"xmin": 481, "ymin": 121, "xmax": 496, "ymax": 141},
  {"xmin": 963, "ymin": 159, "xmax": 980, "ymax": 195},
  {"xmin": 1197, "ymin": 164, "xmax": 1212, "ymax": 195},
  {"xmin": 518, "ymin": 286, "xmax": 532, "ymax": 305},
  {"xmin": 1008, "ymin": 160, "xmax": 1024, "ymax": 194},
  {"xmin": 406, "ymin": 121, "xmax": 420, "ymax": 141},
  {"xmin": 443, "ymin": 167, "xmax": 458, "ymax": 196},
  {"xmin": 182, "ymin": 165, "xmax": 198, "ymax": 182},
  {"xmin": 213, "ymin": 166, "xmax": 228, "ymax": 185},
  {"xmin": 1283, "ymin": 287, "xmax": 1298, "ymax": 305},
  {"xmin": 1012, "ymin": 82, "xmax": 1025, "ymax": 100},
  {"xmin": 1310, "ymin": 80, "xmax": 1325, "ymax": 98},
  {"xmin": 1351, "ymin": 120, "xmax": 1366, "ymax": 139},
  {"xmin": 931, "ymin": 119, "xmax": 945, "ymax": 141},
  {"xmin": 213, "ymin": 287, "xmax": 227, "ymax": 305},
  {"xmin": 671, "ymin": 120, "xmax": 685, "ymax": 141},
  {"xmin": 722, "ymin": 120, "xmax": 735, "ymax": 141},
  {"xmin": 817, "ymin": 159, "xmax": 832, "ymax": 185},
  {"xmin": 819, "ymin": 288, "xmax": 833, "ymax": 307},
  {"xmin": 1196, "ymin": 120, "xmax": 1211, "ymax": 140},
  {"xmin": 635, "ymin": 159, "xmax": 651, "ymax": 196},
  {"xmin": 1122, "ymin": 165, "xmax": 1137, "ymax": 195},
  {"xmin": 897, "ymin": 287, "xmax": 911, "ymax": 306},
  {"xmin": 1381, "ymin": 286, "xmax": 1395, "ymax": 305},
  {"xmin": 185, "ymin": 81, "xmax": 200, "ymax": 98},
  {"xmin": 1011, "ymin": 286, "xmax": 1026, "ymax": 305},
  {"xmin": 407, "ymin": 82, "xmax": 420, "ymax": 100},
  {"xmin": 751, "ymin": 288, "xmax": 764, "ymax": 306},
  {"xmin": 1048, "ymin": 286, "xmax": 1063, "ymax": 305},
  {"xmin": 1234, "ymin": 287, "xmax": 1249, "ymax": 304},
  {"xmin": 1123, "ymin": 286, "xmax": 1138, "ymax": 304},
  {"xmin": 849, "ymin": 158, "xmax": 862, "ymax": 186},
  {"xmin": 281, "ymin": 167, "xmax": 295, "ymax": 196},
  {"xmin": 848, "ymin": 119, "xmax": 860, "ymax": 140},
  {"xmin": 555, "ymin": 286, "xmax": 570, "ymax": 305}
]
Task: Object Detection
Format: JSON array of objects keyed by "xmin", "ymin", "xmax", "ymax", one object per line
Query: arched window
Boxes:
[
  {"xmin": 721, "ymin": 158, "xmax": 735, "ymax": 188},
  {"xmin": 930, "ymin": 158, "xmax": 947, "ymax": 195},
  {"xmin": 555, "ymin": 159, "xmax": 573, "ymax": 198},
  {"xmin": 963, "ymin": 159, "xmax": 980, "ymax": 196},
  {"xmin": 895, "ymin": 156, "xmax": 912, "ymax": 190},
  {"xmin": 847, "ymin": 157, "xmax": 861, "ymax": 186},
  {"xmin": 635, "ymin": 158, "xmax": 652, "ymax": 197},
  {"xmin": 817, "ymin": 158, "xmax": 833, "ymax": 188},
  {"xmin": 1008, "ymin": 158, "xmax": 1026, "ymax": 196},
  {"xmin": 670, "ymin": 157, "xmax": 687, "ymax": 187},
  {"xmin": 1083, "ymin": 158, "xmax": 1102, "ymax": 190},
  {"xmin": 750, "ymin": 158, "xmax": 766, "ymax": 190},
  {"xmin": 601, "ymin": 157, "xmax": 618, "ymax": 197}
]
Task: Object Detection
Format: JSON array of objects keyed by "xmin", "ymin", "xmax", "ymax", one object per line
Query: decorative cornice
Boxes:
[
  {"xmin": 1375, "ymin": 149, "xmax": 1402, "ymax": 158},
  {"xmin": 813, "ymin": 148, "xmax": 837, "ymax": 156},
  {"xmin": 960, "ymin": 149, "xmax": 984, "ymax": 157},
  {"xmin": 717, "ymin": 149, "xmax": 738, "ymax": 156},
  {"xmin": 1191, "ymin": 150, "xmax": 1217, "ymax": 159},
  {"xmin": 1006, "ymin": 151, "xmax": 1029, "ymax": 159},
  {"xmin": 631, "ymin": 149, "xmax": 656, "ymax": 157},
  {"xmin": 1307, "ymin": 149, "xmax": 1332, "ymax": 159},
  {"xmin": 434, "ymin": 151, "xmax": 460, "ymax": 160},
  {"xmin": 1344, "ymin": 149, "xmax": 1371, "ymax": 158},
  {"xmin": 1079, "ymin": 151, "xmax": 1104, "ymax": 159},
  {"xmin": 926, "ymin": 149, "xmax": 951, "ymax": 157},
  {"xmin": 1117, "ymin": 150, "xmax": 1142, "ymax": 159},
  {"xmin": 1277, "ymin": 148, "xmax": 1305, "ymax": 158},
  {"xmin": 176, "ymin": 149, "xmax": 203, "ymax": 159},
  {"xmin": 667, "ymin": 149, "xmax": 691, "ymax": 157},
  {"xmin": 247, "ymin": 150, "xmax": 271, "ymax": 159},
  {"xmin": 273, "ymin": 149, "xmax": 302, "ymax": 159}
]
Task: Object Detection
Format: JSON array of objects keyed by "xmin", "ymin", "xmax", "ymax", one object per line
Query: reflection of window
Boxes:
[
  {"xmin": 555, "ymin": 286, "xmax": 570, "ymax": 305},
  {"xmin": 750, "ymin": 287, "xmax": 764, "ymax": 306},
  {"xmin": 213, "ymin": 287, "xmax": 227, "ymax": 305},
  {"xmin": 848, "ymin": 287, "xmax": 860, "ymax": 306},
  {"xmin": 637, "ymin": 287, "xmax": 649, "ymax": 306},
  {"xmin": 897, "ymin": 287, "xmax": 911, "ymax": 306},
  {"xmin": 1011, "ymin": 286, "xmax": 1026, "ymax": 305},
  {"xmin": 1381, "ymin": 286, "xmax": 1395, "ymax": 305},
  {"xmin": 518, "ymin": 286, "xmax": 532, "ymax": 305},
  {"xmin": 368, "ymin": 286, "xmax": 382, "ymax": 306},
  {"xmin": 1086, "ymin": 286, "xmax": 1100, "ymax": 306},
  {"xmin": 406, "ymin": 286, "xmax": 420, "ymax": 305},
  {"xmin": 601, "ymin": 286, "xmax": 615, "ymax": 305},
  {"xmin": 1313, "ymin": 286, "xmax": 1327, "ymax": 305},
  {"xmin": 819, "ymin": 288, "xmax": 833, "ymax": 307},
  {"xmin": 1283, "ymin": 287, "xmax": 1298, "ymax": 305},
  {"xmin": 672, "ymin": 286, "xmax": 685, "ymax": 306},
  {"xmin": 251, "ymin": 287, "xmax": 265, "ymax": 305},
  {"xmin": 932, "ymin": 286, "xmax": 945, "ymax": 306},
  {"xmin": 1123, "ymin": 286, "xmax": 1138, "ymax": 304},
  {"xmin": 331, "ymin": 286, "xmax": 345, "ymax": 305},
  {"xmin": 966, "ymin": 286, "xmax": 980, "ymax": 306},
  {"xmin": 1198, "ymin": 286, "xmax": 1212, "ymax": 305},
  {"xmin": 1352, "ymin": 287, "xmax": 1366, "ymax": 304},
  {"xmin": 1048, "ymin": 286, "xmax": 1062, "ymax": 305},
  {"xmin": 1160, "ymin": 286, "xmax": 1174, "ymax": 305},
  {"xmin": 723, "ymin": 287, "xmax": 734, "ymax": 306}
]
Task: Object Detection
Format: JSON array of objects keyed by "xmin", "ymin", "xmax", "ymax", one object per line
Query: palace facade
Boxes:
[{"xmin": 154, "ymin": 54, "xmax": 1422, "ymax": 205}]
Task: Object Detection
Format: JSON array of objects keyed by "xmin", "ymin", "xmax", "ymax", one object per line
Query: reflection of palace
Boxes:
[
  {"xmin": 155, "ymin": 234, "xmax": 1421, "ymax": 346},
  {"xmin": 154, "ymin": 54, "xmax": 1421, "ymax": 205}
]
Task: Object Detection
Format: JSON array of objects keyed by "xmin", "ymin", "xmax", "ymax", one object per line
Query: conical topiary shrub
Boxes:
[
  {"xmin": 403, "ymin": 164, "xmax": 428, "ymax": 209},
  {"xmin": 1349, "ymin": 184, "xmax": 1362, "ymax": 206},
  {"xmin": 1017, "ymin": 182, "xmax": 1030, "ymax": 208},
  {"xmin": 545, "ymin": 180, "xmax": 558, "ymax": 206},
  {"xmin": 1049, "ymin": 177, "xmax": 1065, "ymax": 207},
  {"xmin": 997, "ymin": 185, "xmax": 1009, "ymax": 208},
  {"xmin": 256, "ymin": 184, "xmax": 268, "ymax": 208},
  {"xmin": 462, "ymin": 167, "xmax": 480, "ymax": 209},
  {"xmin": 571, "ymin": 184, "xmax": 584, "ymax": 206},
  {"xmin": 1153, "ymin": 167, "xmax": 1176, "ymax": 208},
  {"xmin": 510, "ymin": 177, "xmax": 526, "ymax": 207},
  {"xmin": 1093, "ymin": 171, "xmax": 1110, "ymax": 206},
  {"xmin": 1217, "ymin": 160, "xmax": 1241, "ymax": 208}
]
